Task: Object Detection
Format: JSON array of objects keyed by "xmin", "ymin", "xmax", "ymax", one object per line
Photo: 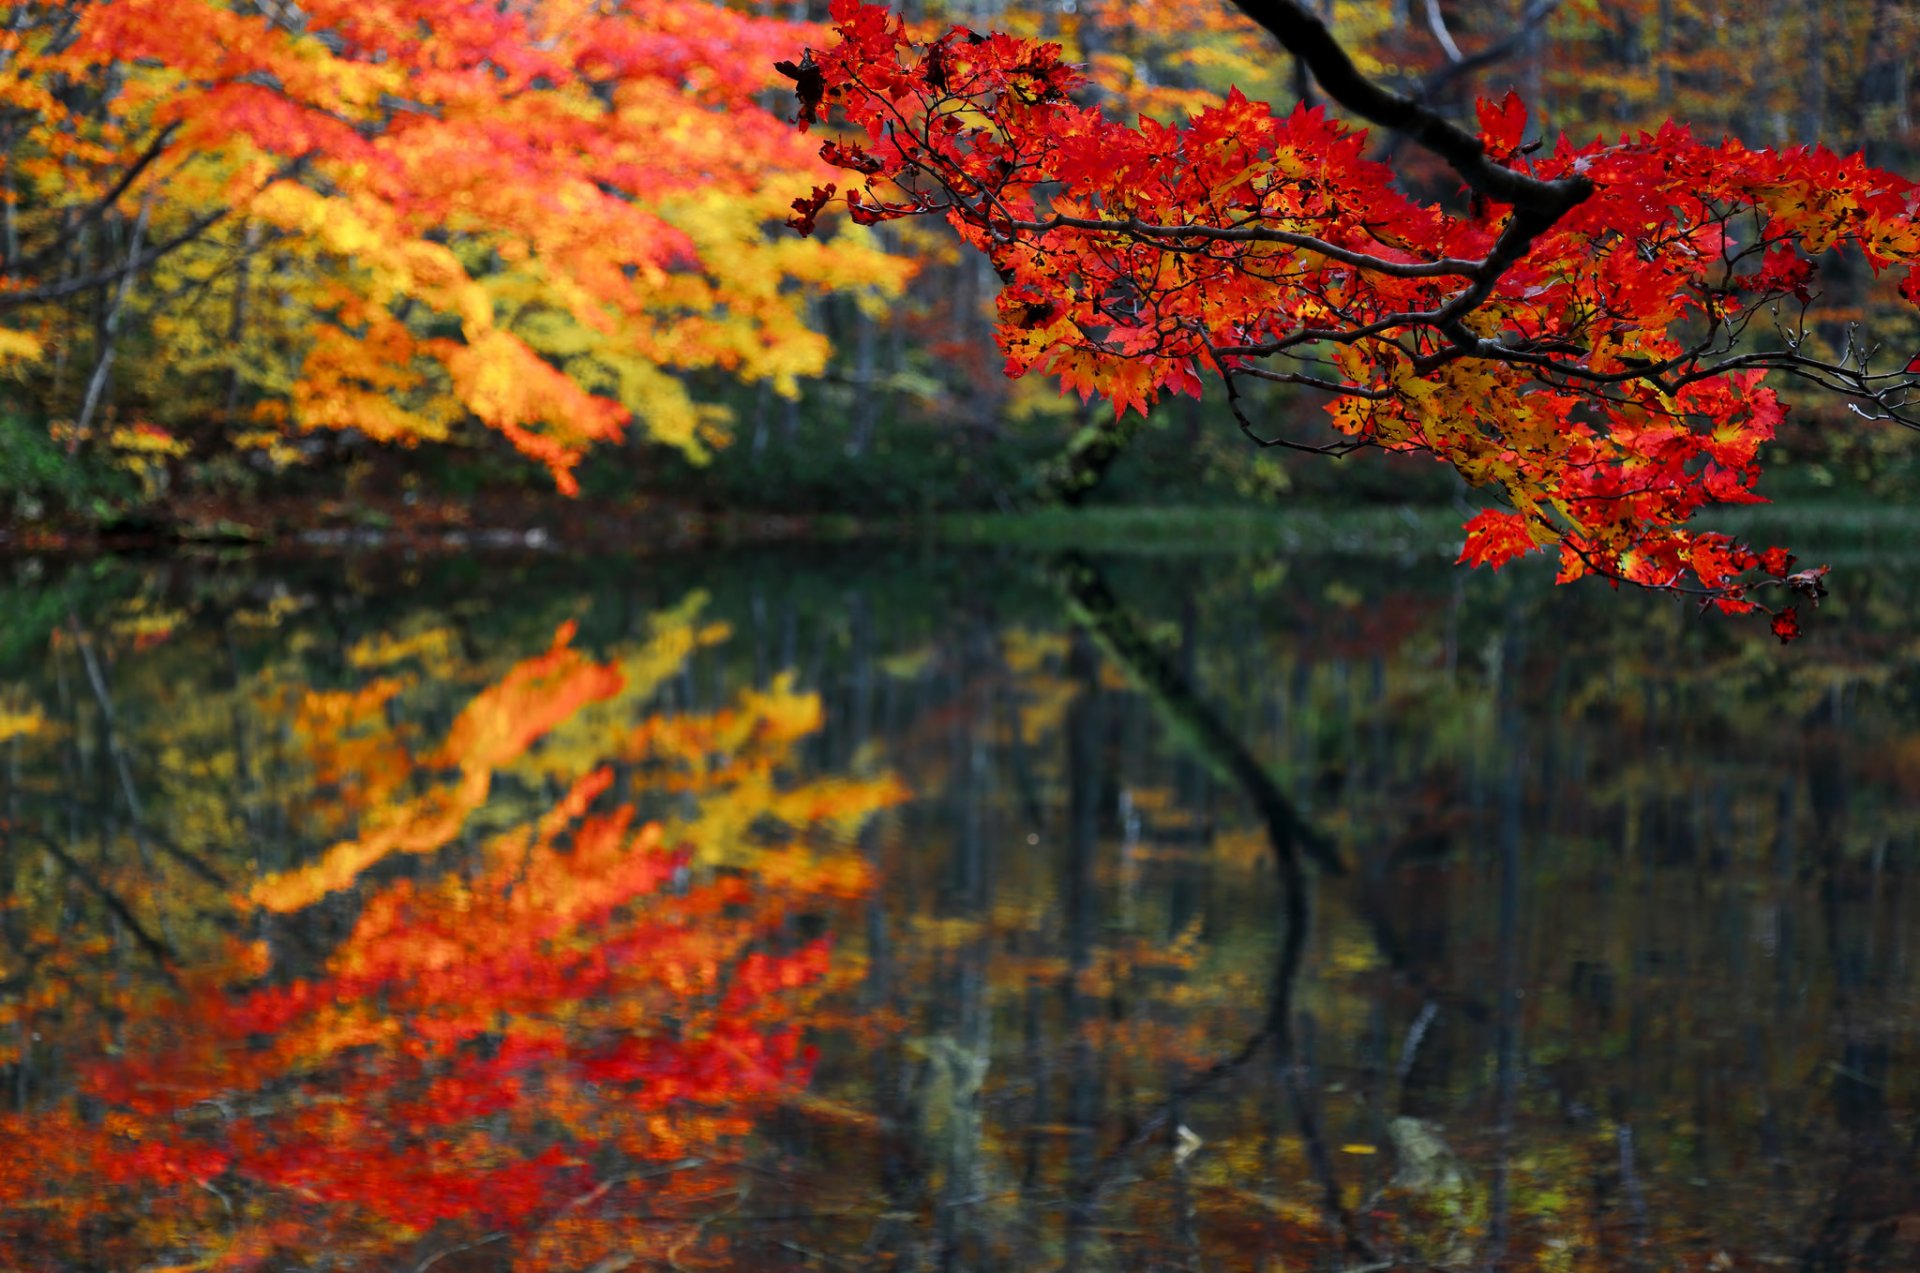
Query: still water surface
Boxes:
[{"xmin": 0, "ymin": 542, "xmax": 1915, "ymax": 1270}]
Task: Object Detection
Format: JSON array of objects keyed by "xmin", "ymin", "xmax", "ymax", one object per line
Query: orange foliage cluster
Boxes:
[{"xmin": 0, "ymin": 0, "xmax": 909, "ymax": 486}]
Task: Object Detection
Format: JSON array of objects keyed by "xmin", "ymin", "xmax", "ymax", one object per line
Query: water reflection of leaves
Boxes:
[
  {"xmin": 252, "ymin": 620, "xmax": 626, "ymax": 912},
  {"xmin": 5, "ymin": 554, "xmax": 1919, "ymax": 1268},
  {"xmin": 0, "ymin": 615, "xmax": 903, "ymax": 1270}
]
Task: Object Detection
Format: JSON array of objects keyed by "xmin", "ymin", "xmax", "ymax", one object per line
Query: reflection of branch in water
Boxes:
[
  {"xmin": 37, "ymin": 796, "xmax": 231, "ymax": 889},
  {"xmin": 14, "ymin": 825, "xmax": 180, "ymax": 983},
  {"xmin": 70, "ymin": 619, "xmax": 155, "ymax": 863},
  {"xmin": 1075, "ymin": 774, "xmax": 1398, "ymax": 1263},
  {"xmin": 1055, "ymin": 554, "xmax": 1411, "ymax": 1265},
  {"xmin": 1050, "ymin": 552, "xmax": 1344, "ymax": 876},
  {"xmin": 997, "ymin": 682, "xmax": 1051, "ymax": 832},
  {"xmin": 1061, "ymin": 554, "xmax": 1489, "ymax": 1030}
]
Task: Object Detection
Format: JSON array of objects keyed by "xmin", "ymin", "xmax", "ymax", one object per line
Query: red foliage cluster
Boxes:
[{"xmin": 789, "ymin": 1, "xmax": 1920, "ymax": 637}]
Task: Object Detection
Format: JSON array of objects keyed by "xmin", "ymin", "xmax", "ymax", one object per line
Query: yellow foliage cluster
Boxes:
[{"xmin": 0, "ymin": 0, "xmax": 912, "ymax": 488}]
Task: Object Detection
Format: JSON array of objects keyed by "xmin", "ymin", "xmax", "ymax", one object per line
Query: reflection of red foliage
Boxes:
[
  {"xmin": 0, "ymin": 626, "xmax": 896, "ymax": 1270},
  {"xmin": 1294, "ymin": 593, "xmax": 1435, "ymax": 661},
  {"xmin": 58, "ymin": 816, "xmax": 834, "ymax": 1262}
]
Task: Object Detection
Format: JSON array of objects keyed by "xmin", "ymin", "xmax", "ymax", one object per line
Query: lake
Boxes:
[{"xmin": 0, "ymin": 528, "xmax": 1915, "ymax": 1270}]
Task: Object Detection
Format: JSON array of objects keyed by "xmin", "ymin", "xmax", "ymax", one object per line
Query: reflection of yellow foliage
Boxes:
[
  {"xmin": 1124, "ymin": 785, "xmax": 1178, "ymax": 814},
  {"xmin": 229, "ymin": 593, "xmax": 307, "ymax": 629},
  {"xmin": 511, "ymin": 591, "xmax": 730, "ymax": 785},
  {"xmin": 752, "ymin": 843, "xmax": 875, "ymax": 899},
  {"xmin": 253, "ymin": 608, "xmax": 908, "ymax": 919},
  {"xmin": 991, "ymin": 898, "xmax": 1055, "ymax": 933},
  {"xmin": 292, "ymin": 677, "xmax": 405, "ymax": 736},
  {"xmin": 1000, "ymin": 628, "xmax": 1068, "ymax": 675},
  {"xmin": 109, "ymin": 604, "xmax": 186, "ymax": 647},
  {"xmin": 737, "ymin": 673, "xmax": 827, "ymax": 743},
  {"xmin": 771, "ymin": 774, "xmax": 911, "ymax": 837},
  {"xmin": 0, "ymin": 703, "xmax": 45, "ymax": 744},
  {"xmin": 1013, "ymin": 677, "xmax": 1076, "ymax": 744},
  {"xmin": 910, "ymin": 915, "xmax": 987, "ymax": 950},
  {"xmin": 345, "ymin": 624, "xmax": 459, "ymax": 671},
  {"xmin": 1211, "ymin": 826, "xmax": 1272, "ymax": 872},
  {"xmin": 877, "ymin": 646, "xmax": 933, "ymax": 679},
  {"xmin": 664, "ymin": 767, "xmax": 908, "ymax": 873},
  {"xmin": 1324, "ymin": 932, "xmax": 1383, "ymax": 977},
  {"xmin": 254, "ymin": 623, "xmax": 623, "ymax": 912},
  {"xmin": 1002, "ymin": 628, "xmax": 1079, "ymax": 742},
  {"xmin": 625, "ymin": 669, "xmax": 909, "ymax": 877}
]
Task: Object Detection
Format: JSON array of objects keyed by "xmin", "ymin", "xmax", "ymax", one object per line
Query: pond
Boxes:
[{"xmin": 0, "ymin": 532, "xmax": 1916, "ymax": 1270}]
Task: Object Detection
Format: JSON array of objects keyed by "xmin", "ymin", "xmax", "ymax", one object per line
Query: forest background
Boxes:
[
  {"xmin": 0, "ymin": 0, "xmax": 1915, "ymax": 540},
  {"xmin": 3, "ymin": 6, "xmax": 1920, "ymax": 1264}
]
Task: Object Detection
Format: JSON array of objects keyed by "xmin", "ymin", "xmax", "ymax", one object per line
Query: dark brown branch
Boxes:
[
  {"xmin": 35, "ymin": 798, "xmax": 231, "ymax": 889},
  {"xmin": 4, "ymin": 121, "xmax": 181, "ymax": 280},
  {"xmin": 0, "ymin": 203, "xmax": 231, "ymax": 311},
  {"xmin": 1227, "ymin": 0, "xmax": 1591, "ymax": 223},
  {"xmin": 1014, "ymin": 211, "xmax": 1484, "ymax": 279},
  {"xmin": 1410, "ymin": 0, "xmax": 1563, "ymax": 108},
  {"xmin": 0, "ymin": 155, "xmax": 307, "ymax": 313}
]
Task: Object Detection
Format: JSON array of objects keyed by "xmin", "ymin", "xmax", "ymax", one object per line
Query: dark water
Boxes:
[{"xmin": 0, "ymin": 541, "xmax": 1916, "ymax": 1270}]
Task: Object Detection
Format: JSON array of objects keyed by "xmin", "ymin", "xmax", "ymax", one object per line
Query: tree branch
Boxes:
[
  {"xmin": 1413, "ymin": 0, "xmax": 1562, "ymax": 105},
  {"xmin": 0, "ymin": 155, "xmax": 307, "ymax": 314},
  {"xmin": 15, "ymin": 826, "xmax": 180, "ymax": 982},
  {"xmin": 1423, "ymin": 0, "xmax": 1464, "ymax": 64},
  {"xmin": 1227, "ymin": 0, "xmax": 1590, "ymax": 223},
  {"xmin": 3, "ymin": 121, "xmax": 181, "ymax": 281},
  {"xmin": 1014, "ymin": 211, "xmax": 1484, "ymax": 279}
]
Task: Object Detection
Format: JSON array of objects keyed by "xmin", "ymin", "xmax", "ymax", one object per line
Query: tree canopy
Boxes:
[
  {"xmin": 0, "ymin": 0, "xmax": 908, "ymax": 491},
  {"xmin": 787, "ymin": 0, "xmax": 1920, "ymax": 639}
]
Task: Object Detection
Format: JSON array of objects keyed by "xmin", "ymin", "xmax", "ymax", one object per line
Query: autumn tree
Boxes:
[
  {"xmin": 786, "ymin": 0, "xmax": 1920, "ymax": 638},
  {"xmin": 0, "ymin": 0, "xmax": 911, "ymax": 493}
]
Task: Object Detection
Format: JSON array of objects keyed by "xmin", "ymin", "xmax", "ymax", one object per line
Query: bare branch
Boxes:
[
  {"xmin": 1413, "ymin": 0, "xmax": 1562, "ymax": 104},
  {"xmin": 1423, "ymin": 0, "xmax": 1464, "ymax": 64}
]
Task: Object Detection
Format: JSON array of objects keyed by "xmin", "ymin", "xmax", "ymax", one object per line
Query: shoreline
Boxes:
[{"xmin": 1, "ymin": 497, "xmax": 1911, "ymax": 562}]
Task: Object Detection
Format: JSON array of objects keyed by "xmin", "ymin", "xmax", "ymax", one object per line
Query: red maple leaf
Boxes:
[
  {"xmin": 1456, "ymin": 509, "xmax": 1539, "ymax": 570},
  {"xmin": 1475, "ymin": 90, "xmax": 1529, "ymax": 160}
]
